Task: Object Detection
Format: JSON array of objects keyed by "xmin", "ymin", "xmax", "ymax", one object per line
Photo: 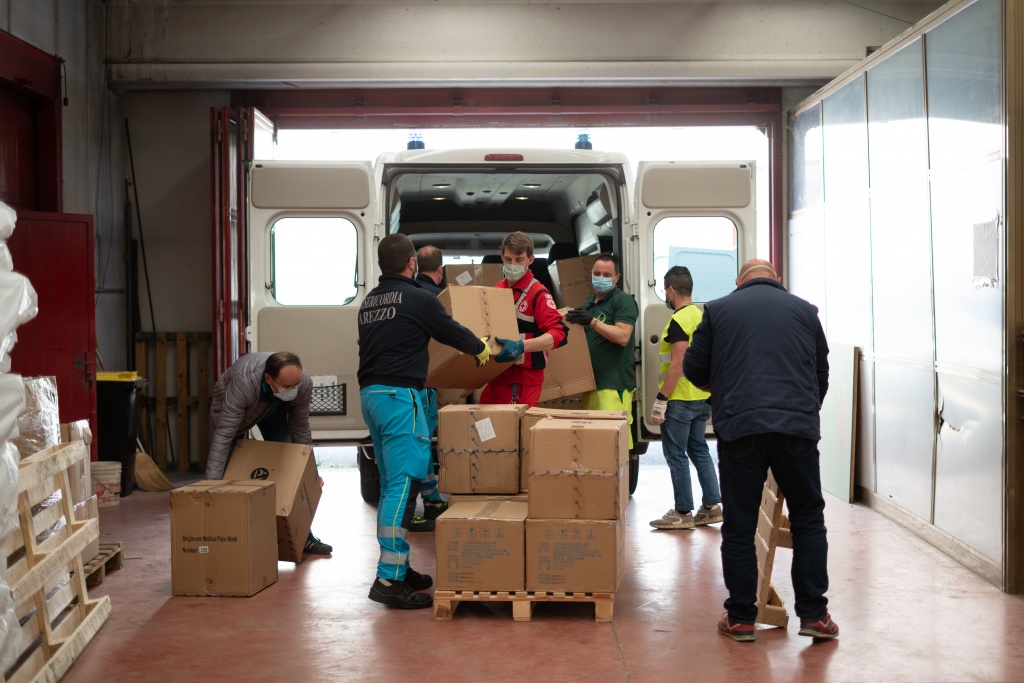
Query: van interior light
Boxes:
[
  {"xmin": 432, "ymin": 197, "xmax": 446, "ymax": 201},
  {"xmin": 523, "ymin": 183, "xmax": 541, "ymax": 188},
  {"xmin": 484, "ymin": 154, "xmax": 524, "ymax": 161},
  {"xmin": 432, "ymin": 183, "xmax": 451, "ymax": 188},
  {"xmin": 515, "ymin": 196, "xmax": 529, "ymax": 200}
]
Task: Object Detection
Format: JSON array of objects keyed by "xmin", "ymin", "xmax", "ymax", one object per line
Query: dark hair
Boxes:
[
  {"xmin": 500, "ymin": 231, "xmax": 534, "ymax": 258},
  {"xmin": 379, "ymin": 234, "xmax": 416, "ymax": 275},
  {"xmin": 664, "ymin": 266, "xmax": 693, "ymax": 296},
  {"xmin": 594, "ymin": 252, "xmax": 619, "ymax": 274},
  {"xmin": 417, "ymin": 245, "xmax": 443, "ymax": 272},
  {"xmin": 265, "ymin": 351, "xmax": 302, "ymax": 380}
]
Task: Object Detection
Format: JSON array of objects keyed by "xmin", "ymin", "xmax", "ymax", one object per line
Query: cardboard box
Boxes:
[
  {"xmin": 73, "ymin": 495, "xmax": 100, "ymax": 565},
  {"xmin": 437, "ymin": 404, "xmax": 528, "ymax": 494},
  {"xmin": 435, "ymin": 388, "xmax": 468, "ymax": 409},
  {"xmin": 526, "ymin": 517, "xmax": 625, "ymax": 593},
  {"xmin": 61, "ymin": 420, "xmax": 94, "ymax": 505},
  {"xmin": 223, "ymin": 440, "xmax": 322, "ymax": 563},
  {"xmin": 446, "ymin": 492, "xmax": 528, "ymax": 507},
  {"xmin": 535, "ymin": 394, "xmax": 585, "ymax": 411},
  {"xmin": 528, "ymin": 419, "xmax": 629, "ymax": 519},
  {"xmin": 519, "ymin": 408, "xmax": 628, "ymax": 493},
  {"xmin": 548, "ymin": 255, "xmax": 599, "ymax": 308},
  {"xmin": 436, "ymin": 501, "xmax": 527, "ymax": 591},
  {"xmin": 445, "ymin": 264, "xmax": 504, "ymax": 288},
  {"xmin": 538, "ymin": 311, "xmax": 597, "ymax": 404},
  {"xmin": 426, "ymin": 286, "xmax": 520, "ymax": 390},
  {"xmin": 170, "ymin": 480, "xmax": 278, "ymax": 597}
]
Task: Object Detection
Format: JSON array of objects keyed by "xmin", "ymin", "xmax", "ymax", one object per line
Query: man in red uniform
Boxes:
[{"xmin": 480, "ymin": 231, "xmax": 569, "ymax": 407}]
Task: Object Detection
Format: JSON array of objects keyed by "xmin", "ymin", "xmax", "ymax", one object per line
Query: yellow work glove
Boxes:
[{"xmin": 474, "ymin": 336, "xmax": 491, "ymax": 367}]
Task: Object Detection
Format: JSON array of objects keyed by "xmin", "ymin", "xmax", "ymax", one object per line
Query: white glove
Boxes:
[{"xmin": 650, "ymin": 398, "xmax": 668, "ymax": 425}]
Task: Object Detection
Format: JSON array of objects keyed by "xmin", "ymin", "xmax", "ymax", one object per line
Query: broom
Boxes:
[{"xmin": 134, "ymin": 449, "xmax": 174, "ymax": 491}]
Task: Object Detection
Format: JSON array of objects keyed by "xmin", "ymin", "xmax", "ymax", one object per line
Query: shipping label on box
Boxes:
[
  {"xmin": 223, "ymin": 440, "xmax": 322, "ymax": 563},
  {"xmin": 445, "ymin": 264, "xmax": 504, "ymax": 288},
  {"xmin": 526, "ymin": 517, "xmax": 625, "ymax": 593},
  {"xmin": 437, "ymin": 404, "xmax": 527, "ymax": 494},
  {"xmin": 548, "ymin": 255, "xmax": 599, "ymax": 308},
  {"xmin": 170, "ymin": 480, "xmax": 279, "ymax": 597},
  {"xmin": 436, "ymin": 501, "xmax": 527, "ymax": 591},
  {"xmin": 426, "ymin": 286, "xmax": 521, "ymax": 390},
  {"xmin": 538, "ymin": 310, "xmax": 596, "ymax": 404},
  {"xmin": 519, "ymin": 407, "xmax": 628, "ymax": 493}
]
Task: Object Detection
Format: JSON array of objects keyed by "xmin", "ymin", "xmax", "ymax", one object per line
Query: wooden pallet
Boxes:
[
  {"xmin": 82, "ymin": 542, "xmax": 124, "ymax": 588},
  {"xmin": 3, "ymin": 441, "xmax": 111, "ymax": 683},
  {"xmin": 755, "ymin": 470, "xmax": 793, "ymax": 629},
  {"xmin": 433, "ymin": 590, "xmax": 615, "ymax": 622}
]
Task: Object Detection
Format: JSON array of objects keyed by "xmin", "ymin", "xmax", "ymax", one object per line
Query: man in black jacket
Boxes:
[
  {"xmin": 684, "ymin": 259, "xmax": 837, "ymax": 643},
  {"xmin": 358, "ymin": 234, "xmax": 490, "ymax": 610}
]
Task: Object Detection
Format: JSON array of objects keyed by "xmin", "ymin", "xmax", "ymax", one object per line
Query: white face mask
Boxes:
[
  {"xmin": 503, "ymin": 263, "xmax": 528, "ymax": 284},
  {"xmin": 274, "ymin": 385, "xmax": 299, "ymax": 402}
]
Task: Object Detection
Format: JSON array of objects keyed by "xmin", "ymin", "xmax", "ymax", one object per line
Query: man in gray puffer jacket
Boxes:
[{"xmin": 205, "ymin": 350, "xmax": 331, "ymax": 555}]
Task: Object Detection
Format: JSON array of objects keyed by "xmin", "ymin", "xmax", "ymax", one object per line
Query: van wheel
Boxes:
[
  {"xmin": 358, "ymin": 445, "xmax": 380, "ymax": 504},
  {"xmin": 628, "ymin": 454, "xmax": 640, "ymax": 496}
]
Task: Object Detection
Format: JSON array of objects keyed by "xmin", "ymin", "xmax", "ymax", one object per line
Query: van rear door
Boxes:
[
  {"xmin": 247, "ymin": 161, "xmax": 376, "ymax": 440},
  {"xmin": 634, "ymin": 162, "xmax": 757, "ymax": 438}
]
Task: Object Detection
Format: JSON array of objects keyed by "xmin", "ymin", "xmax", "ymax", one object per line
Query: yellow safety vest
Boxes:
[{"xmin": 658, "ymin": 305, "xmax": 711, "ymax": 401}]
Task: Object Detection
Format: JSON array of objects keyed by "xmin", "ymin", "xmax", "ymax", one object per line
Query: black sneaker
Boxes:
[
  {"xmin": 423, "ymin": 498, "xmax": 448, "ymax": 521},
  {"xmin": 368, "ymin": 578, "xmax": 433, "ymax": 609},
  {"xmin": 304, "ymin": 532, "xmax": 333, "ymax": 555},
  {"xmin": 405, "ymin": 568, "xmax": 433, "ymax": 591},
  {"xmin": 408, "ymin": 514, "xmax": 435, "ymax": 532}
]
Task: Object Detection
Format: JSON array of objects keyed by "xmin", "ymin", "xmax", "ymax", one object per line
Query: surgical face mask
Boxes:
[
  {"xmin": 592, "ymin": 276, "xmax": 614, "ymax": 294},
  {"xmin": 664, "ymin": 288, "xmax": 675, "ymax": 310},
  {"xmin": 270, "ymin": 377, "xmax": 299, "ymax": 402},
  {"xmin": 503, "ymin": 263, "xmax": 528, "ymax": 284}
]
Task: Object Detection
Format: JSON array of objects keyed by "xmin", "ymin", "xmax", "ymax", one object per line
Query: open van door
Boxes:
[
  {"xmin": 635, "ymin": 162, "xmax": 757, "ymax": 439},
  {"xmin": 247, "ymin": 161, "xmax": 376, "ymax": 441}
]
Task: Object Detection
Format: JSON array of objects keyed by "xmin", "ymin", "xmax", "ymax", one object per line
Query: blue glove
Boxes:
[{"xmin": 495, "ymin": 337, "xmax": 525, "ymax": 363}]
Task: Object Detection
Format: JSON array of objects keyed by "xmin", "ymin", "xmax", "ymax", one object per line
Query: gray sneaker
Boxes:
[
  {"xmin": 694, "ymin": 504, "xmax": 723, "ymax": 526},
  {"xmin": 650, "ymin": 509, "xmax": 695, "ymax": 530}
]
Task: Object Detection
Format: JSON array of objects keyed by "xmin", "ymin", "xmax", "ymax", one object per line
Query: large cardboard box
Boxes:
[
  {"xmin": 446, "ymin": 492, "xmax": 528, "ymax": 506},
  {"xmin": 519, "ymin": 408, "xmax": 628, "ymax": 493},
  {"xmin": 445, "ymin": 264, "xmax": 504, "ymax": 288},
  {"xmin": 223, "ymin": 440, "xmax": 322, "ymax": 563},
  {"xmin": 437, "ymin": 404, "xmax": 528, "ymax": 494},
  {"xmin": 426, "ymin": 286, "xmax": 520, "ymax": 390},
  {"xmin": 435, "ymin": 388, "xmax": 468, "ymax": 409},
  {"xmin": 535, "ymin": 394, "xmax": 585, "ymax": 411},
  {"xmin": 170, "ymin": 480, "xmax": 278, "ymax": 597},
  {"xmin": 526, "ymin": 517, "xmax": 625, "ymax": 593},
  {"xmin": 528, "ymin": 419, "xmax": 629, "ymax": 519},
  {"xmin": 436, "ymin": 501, "xmax": 528, "ymax": 591},
  {"xmin": 538, "ymin": 310, "xmax": 596, "ymax": 404},
  {"xmin": 548, "ymin": 255, "xmax": 599, "ymax": 308}
]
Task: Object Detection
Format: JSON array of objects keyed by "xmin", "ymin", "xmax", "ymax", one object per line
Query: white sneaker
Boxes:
[{"xmin": 650, "ymin": 509, "xmax": 695, "ymax": 530}]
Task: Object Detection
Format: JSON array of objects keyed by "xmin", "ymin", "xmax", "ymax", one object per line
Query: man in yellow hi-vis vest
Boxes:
[{"xmin": 649, "ymin": 266, "xmax": 723, "ymax": 530}]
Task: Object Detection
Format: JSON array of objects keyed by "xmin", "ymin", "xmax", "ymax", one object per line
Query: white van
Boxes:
[{"xmin": 245, "ymin": 148, "xmax": 756, "ymax": 501}]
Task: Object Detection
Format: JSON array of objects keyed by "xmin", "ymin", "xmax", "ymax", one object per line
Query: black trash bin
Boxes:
[{"xmin": 96, "ymin": 372, "xmax": 149, "ymax": 497}]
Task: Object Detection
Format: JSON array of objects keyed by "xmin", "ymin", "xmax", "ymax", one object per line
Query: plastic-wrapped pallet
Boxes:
[
  {"xmin": 0, "ymin": 199, "xmax": 14, "ymax": 273},
  {"xmin": 10, "ymin": 376, "xmax": 60, "ymax": 459},
  {"xmin": 0, "ymin": 384, "xmax": 22, "ymax": 674},
  {"xmin": 0, "ymin": 271, "xmax": 37, "ymax": 373}
]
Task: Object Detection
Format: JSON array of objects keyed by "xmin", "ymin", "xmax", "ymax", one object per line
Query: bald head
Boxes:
[{"xmin": 737, "ymin": 259, "xmax": 780, "ymax": 285}]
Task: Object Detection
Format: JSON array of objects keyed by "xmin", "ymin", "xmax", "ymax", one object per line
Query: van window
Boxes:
[
  {"xmin": 652, "ymin": 216, "xmax": 738, "ymax": 303},
  {"xmin": 271, "ymin": 217, "xmax": 358, "ymax": 305}
]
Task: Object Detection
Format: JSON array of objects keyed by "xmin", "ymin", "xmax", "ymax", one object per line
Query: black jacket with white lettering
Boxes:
[{"xmin": 357, "ymin": 274, "xmax": 483, "ymax": 390}]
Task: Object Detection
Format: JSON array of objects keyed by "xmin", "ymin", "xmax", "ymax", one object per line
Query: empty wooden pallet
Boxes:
[
  {"xmin": 433, "ymin": 590, "xmax": 615, "ymax": 622},
  {"xmin": 82, "ymin": 542, "xmax": 124, "ymax": 588}
]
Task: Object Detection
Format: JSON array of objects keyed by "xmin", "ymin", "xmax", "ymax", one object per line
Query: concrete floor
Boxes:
[{"xmin": 64, "ymin": 461, "xmax": 1024, "ymax": 683}]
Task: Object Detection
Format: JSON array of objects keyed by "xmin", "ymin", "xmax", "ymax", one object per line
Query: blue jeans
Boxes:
[
  {"xmin": 418, "ymin": 388, "xmax": 441, "ymax": 502},
  {"xmin": 718, "ymin": 433, "xmax": 829, "ymax": 623},
  {"xmin": 661, "ymin": 399, "xmax": 720, "ymax": 514},
  {"xmin": 360, "ymin": 386, "xmax": 431, "ymax": 580}
]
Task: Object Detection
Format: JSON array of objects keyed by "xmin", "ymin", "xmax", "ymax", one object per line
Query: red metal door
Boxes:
[{"xmin": 7, "ymin": 211, "xmax": 97, "ymax": 455}]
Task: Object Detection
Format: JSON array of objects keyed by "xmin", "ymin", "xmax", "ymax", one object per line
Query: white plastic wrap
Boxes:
[
  {"xmin": 0, "ymin": 571, "xmax": 18, "ymax": 675},
  {"xmin": 0, "ymin": 330, "xmax": 14, "ymax": 373},
  {"xmin": 11, "ymin": 376, "xmax": 60, "ymax": 459},
  {"xmin": 0, "ymin": 373, "xmax": 25, "ymax": 444},
  {"xmin": 0, "ymin": 241, "xmax": 11, "ymax": 272},
  {"xmin": 0, "ymin": 200, "xmax": 15, "ymax": 241},
  {"xmin": 0, "ymin": 435, "xmax": 19, "ymax": 674},
  {"xmin": 0, "ymin": 271, "xmax": 38, "ymax": 339}
]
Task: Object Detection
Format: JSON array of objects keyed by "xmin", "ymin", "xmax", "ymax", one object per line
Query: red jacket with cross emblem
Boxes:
[{"xmin": 492, "ymin": 270, "xmax": 569, "ymax": 386}]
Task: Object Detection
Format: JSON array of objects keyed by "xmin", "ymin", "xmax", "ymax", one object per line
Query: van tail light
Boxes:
[{"xmin": 483, "ymin": 154, "xmax": 524, "ymax": 161}]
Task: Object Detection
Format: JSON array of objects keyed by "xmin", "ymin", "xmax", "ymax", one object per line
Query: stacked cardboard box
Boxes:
[
  {"xmin": 437, "ymin": 404, "xmax": 528, "ymax": 494},
  {"xmin": 519, "ymin": 407, "xmax": 627, "ymax": 493},
  {"xmin": 525, "ymin": 418, "xmax": 629, "ymax": 593},
  {"xmin": 445, "ymin": 264, "xmax": 504, "ymax": 288},
  {"xmin": 435, "ymin": 500, "xmax": 528, "ymax": 591},
  {"xmin": 548, "ymin": 255, "xmax": 599, "ymax": 308},
  {"xmin": 537, "ymin": 310, "xmax": 596, "ymax": 404}
]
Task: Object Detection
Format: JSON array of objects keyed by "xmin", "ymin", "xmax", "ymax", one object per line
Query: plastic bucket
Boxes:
[{"xmin": 92, "ymin": 461, "xmax": 122, "ymax": 507}]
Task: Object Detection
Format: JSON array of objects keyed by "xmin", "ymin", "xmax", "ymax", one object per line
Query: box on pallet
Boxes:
[
  {"xmin": 527, "ymin": 419, "xmax": 629, "ymax": 519},
  {"xmin": 445, "ymin": 492, "xmax": 528, "ymax": 506},
  {"xmin": 426, "ymin": 286, "xmax": 520, "ymax": 390},
  {"xmin": 519, "ymin": 407, "xmax": 627, "ymax": 493},
  {"xmin": 435, "ymin": 501, "xmax": 528, "ymax": 591},
  {"xmin": 537, "ymin": 310, "xmax": 596, "ymax": 404},
  {"xmin": 444, "ymin": 263, "xmax": 504, "ymax": 288},
  {"xmin": 170, "ymin": 480, "xmax": 278, "ymax": 597},
  {"xmin": 526, "ymin": 517, "xmax": 625, "ymax": 593},
  {"xmin": 548, "ymin": 255, "xmax": 599, "ymax": 308},
  {"xmin": 437, "ymin": 404, "xmax": 528, "ymax": 494},
  {"xmin": 223, "ymin": 440, "xmax": 322, "ymax": 563},
  {"xmin": 535, "ymin": 393, "xmax": 585, "ymax": 411}
]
